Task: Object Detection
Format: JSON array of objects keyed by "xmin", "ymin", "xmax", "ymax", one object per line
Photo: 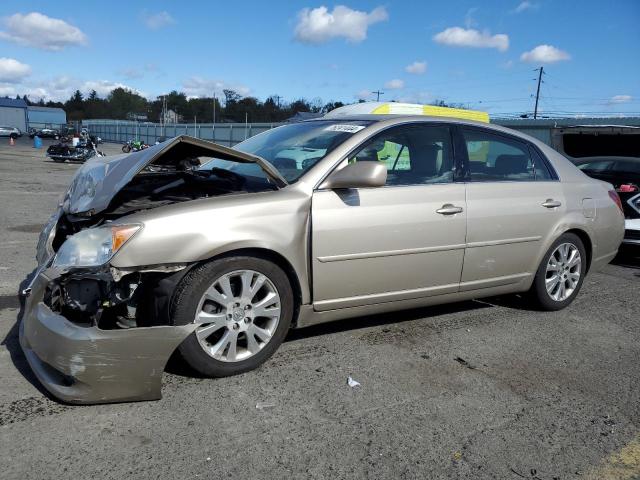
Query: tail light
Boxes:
[
  {"xmin": 617, "ymin": 183, "xmax": 638, "ymax": 193},
  {"xmin": 608, "ymin": 190, "xmax": 624, "ymax": 214}
]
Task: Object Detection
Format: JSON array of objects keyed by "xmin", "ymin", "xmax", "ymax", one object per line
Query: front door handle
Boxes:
[
  {"xmin": 436, "ymin": 204, "xmax": 464, "ymax": 215},
  {"xmin": 541, "ymin": 199, "xmax": 562, "ymax": 208}
]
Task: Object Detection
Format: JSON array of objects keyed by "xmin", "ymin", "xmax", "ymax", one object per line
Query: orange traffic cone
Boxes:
[{"xmin": 9, "ymin": 136, "xmax": 15, "ymax": 146}]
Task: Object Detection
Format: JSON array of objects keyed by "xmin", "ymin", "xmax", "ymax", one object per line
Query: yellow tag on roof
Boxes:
[
  {"xmin": 324, "ymin": 102, "xmax": 489, "ymax": 123},
  {"xmin": 371, "ymin": 103, "xmax": 489, "ymax": 123}
]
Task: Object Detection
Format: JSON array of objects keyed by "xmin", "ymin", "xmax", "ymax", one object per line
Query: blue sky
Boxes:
[{"xmin": 0, "ymin": 1, "xmax": 638, "ymax": 117}]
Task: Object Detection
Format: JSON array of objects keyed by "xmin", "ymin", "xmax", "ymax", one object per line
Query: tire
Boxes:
[
  {"xmin": 171, "ymin": 256, "xmax": 294, "ymax": 377},
  {"xmin": 527, "ymin": 232, "xmax": 587, "ymax": 311},
  {"xmin": 122, "ymin": 144, "xmax": 131, "ymax": 153},
  {"xmin": 52, "ymin": 157, "xmax": 65, "ymax": 163}
]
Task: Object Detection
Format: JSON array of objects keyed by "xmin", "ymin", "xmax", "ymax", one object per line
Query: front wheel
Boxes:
[
  {"xmin": 171, "ymin": 256, "xmax": 294, "ymax": 377},
  {"xmin": 122, "ymin": 144, "xmax": 131, "ymax": 153},
  {"xmin": 527, "ymin": 233, "xmax": 586, "ymax": 311}
]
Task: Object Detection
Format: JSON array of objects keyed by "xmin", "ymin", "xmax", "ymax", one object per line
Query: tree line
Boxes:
[
  {"xmin": 13, "ymin": 87, "xmax": 464, "ymax": 124},
  {"xmin": 16, "ymin": 88, "xmax": 346, "ymax": 123}
]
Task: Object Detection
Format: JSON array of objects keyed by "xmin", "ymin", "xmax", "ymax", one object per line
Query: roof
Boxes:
[
  {"xmin": 0, "ymin": 97, "xmax": 28, "ymax": 109},
  {"xmin": 27, "ymin": 105, "xmax": 65, "ymax": 114},
  {"xmin": 325, "ymin": 101, "xmax": 489, "ymax": 123}
]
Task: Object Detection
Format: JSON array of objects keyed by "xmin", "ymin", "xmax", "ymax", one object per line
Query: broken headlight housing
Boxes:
[{"xmin": 53, "ymin": 224, "xmax": 141, "ymax": 269}]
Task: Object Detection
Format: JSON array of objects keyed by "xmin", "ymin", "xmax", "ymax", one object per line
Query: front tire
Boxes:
[
  {"xmin": 122, "ymin": 144, "xmax": 131, "ymax": 153},
  {"xmin": 528, "ymin": 233, "xmax": 586, "ymax": 311},
  {"xmin": 171, "ymin": 256, "xmax": 294, "ymax": 377}
]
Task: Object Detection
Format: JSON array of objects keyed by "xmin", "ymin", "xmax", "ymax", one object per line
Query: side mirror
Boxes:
[{"xmin": 320, "ymin": 161, "xmax": 387, "ymax": 189}]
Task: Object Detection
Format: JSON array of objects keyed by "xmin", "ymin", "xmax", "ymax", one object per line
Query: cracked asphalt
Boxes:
[{"xmin": 0, "ymin": 139, "xmax": 639, "ymax": 479}]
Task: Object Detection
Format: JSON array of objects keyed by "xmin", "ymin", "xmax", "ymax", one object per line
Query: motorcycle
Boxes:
[
  {"xmin": 46, "ymin": 136, "xmax": 105, "ymax": 163},
  {"xmin": 122, "ymin": 140, "xmax": 150, "ymax": 153}
]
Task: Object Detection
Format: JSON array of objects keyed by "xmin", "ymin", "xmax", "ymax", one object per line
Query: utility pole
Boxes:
[
  {"xmin": 273, "ymin": 95, "xmax": 282, "ymax": 108},
  {"xmin": 212, "ymin": 93, "xmax": 216, "ymax": 142},
  {"xmin": 372, "ymin": 90, "xmax": 384, "ymax": 102},
  {"xmin": 533, "ymin": 66, "xmax": 544, "ymax": 119}
]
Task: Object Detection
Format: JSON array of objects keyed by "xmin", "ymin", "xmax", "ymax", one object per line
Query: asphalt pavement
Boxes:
[{"xmin": 0, "ymin": 137, "xmax": 639, "ymax": 480}]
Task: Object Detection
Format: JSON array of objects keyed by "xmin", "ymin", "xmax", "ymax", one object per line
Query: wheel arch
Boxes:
[{"xmin": 564, "ymin": 228, "xmax": 593, "ymax": 273}]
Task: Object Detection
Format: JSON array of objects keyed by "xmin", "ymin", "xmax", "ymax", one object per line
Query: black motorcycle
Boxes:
[{"xmin": 46, "ymin": 136, "xmax": 105, "ymax": 163}]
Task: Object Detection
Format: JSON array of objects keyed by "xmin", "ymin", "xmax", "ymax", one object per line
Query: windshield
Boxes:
[{"xmin": 199, "ymin": 120, "xmax": 373, "ymax": 183}]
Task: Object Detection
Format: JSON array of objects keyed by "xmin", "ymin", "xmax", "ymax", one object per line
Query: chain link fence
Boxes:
[{"xmin": 82, "ymin": 120, "xmax": 282, "ymax": 147}]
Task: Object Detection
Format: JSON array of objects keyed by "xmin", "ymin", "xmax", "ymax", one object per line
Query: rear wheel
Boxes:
[
  {"xmin": 171, "ymin": 256, "xmax": 294, "ymax": 377},
  {"xmin": 528, "ymin": 233, "xmax": 586, "ymax": 310}
]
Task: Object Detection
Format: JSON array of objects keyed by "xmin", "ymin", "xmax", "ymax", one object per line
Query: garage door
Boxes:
[{"xmin": 0, "ymin": 107, "xmax": 27, "ymax": 132}]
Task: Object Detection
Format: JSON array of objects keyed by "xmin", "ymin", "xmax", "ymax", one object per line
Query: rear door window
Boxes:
[{"xmin": 461, "ymin": 128, "xmax": 542, "ymax": 182}]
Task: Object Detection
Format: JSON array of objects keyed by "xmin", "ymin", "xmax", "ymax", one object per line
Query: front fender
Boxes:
[{"xmin": 110, "ymin": 188, "xmax": 312, "ymax": 303}]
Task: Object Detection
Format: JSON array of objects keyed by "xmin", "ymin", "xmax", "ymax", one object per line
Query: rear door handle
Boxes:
[
  {"xmin": 541, "ymin": 199, "xmax": 562, "ymax": 208},
  {"xmin": 436, "ymin": 204, "xmax": 464, "ymax": 215}
]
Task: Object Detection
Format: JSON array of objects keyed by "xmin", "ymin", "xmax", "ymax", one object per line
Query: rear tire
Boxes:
[
  {"xmin": 527, "ymin": 232, "xmax": 586, "ymax": 311},
  {"xmin": 171, "ymin": 256, "xmax": 294, "ymax": 377}
]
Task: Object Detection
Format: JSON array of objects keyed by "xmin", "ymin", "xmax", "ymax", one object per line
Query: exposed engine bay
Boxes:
[{"xmin": 40, "ymin": 136, "xmax": 283, "ymax": 331}]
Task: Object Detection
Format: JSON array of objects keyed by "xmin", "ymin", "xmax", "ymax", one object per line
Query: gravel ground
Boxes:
[{"xmin": 0, "ymin": 137, "xmax": 639, "ymax": 479}]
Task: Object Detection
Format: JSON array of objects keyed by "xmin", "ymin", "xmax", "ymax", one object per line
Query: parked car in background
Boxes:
[
  {"xmin": 0, "ymin": 125, "xmax": 22, "ymax": 139},
  {"xmin": 29, "ymin": 128, "xmax": 59, "ymax": 139},
  {"xmin": 21, "ymin": 104, "xmax": 625, "ymax": 404},
  {"xmin": 574, "ymin": 156, "xmax": 640, "ymax": 247}
]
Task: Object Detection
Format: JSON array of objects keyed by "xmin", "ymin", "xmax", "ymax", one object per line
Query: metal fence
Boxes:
[
  {"xmin": 83, "ymin": 117, "xmax": 640, "ymax": 148},
  {"xmin": 82, "ymin": 120, "xmax": 281, "ymax": 147}
]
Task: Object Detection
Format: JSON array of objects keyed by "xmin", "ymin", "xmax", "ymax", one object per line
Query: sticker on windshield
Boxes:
[{"xmin": 324, "ymin": 124, "xmax": 366, "ymax": 133}]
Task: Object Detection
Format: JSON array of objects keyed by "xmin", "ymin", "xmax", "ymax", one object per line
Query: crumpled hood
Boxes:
[{"xmin": 63, "ymin": 135, "xmax": 286, "ymax": 216}]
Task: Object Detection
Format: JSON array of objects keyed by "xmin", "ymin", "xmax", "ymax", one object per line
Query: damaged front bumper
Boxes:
[{"xmin": 19, "ymin": 270, "xmax": 197, "ymax": 404}]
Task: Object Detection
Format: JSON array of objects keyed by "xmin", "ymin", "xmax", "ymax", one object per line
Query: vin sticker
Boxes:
[{"xmin": 324, "ymin": 124, "xmax": 366, "ymax": 133}]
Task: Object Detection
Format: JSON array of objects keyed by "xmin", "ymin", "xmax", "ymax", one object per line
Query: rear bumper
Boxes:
[
  {"xmin": 19, "ymin": 271, "xmax": 196, "ymax": 404},
  {"xmin": 622, "ymin": 219, "xmax": 640, "ymax": 246}
]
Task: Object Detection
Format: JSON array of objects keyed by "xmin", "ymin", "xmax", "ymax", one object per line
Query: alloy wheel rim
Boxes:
[
  {"xmin": 194, "ymin": 269, "xmax": 281, "ymax": 362},
  {"xmin": 545, "ymin": 243, "xmax": 581, "ymax": 302}
]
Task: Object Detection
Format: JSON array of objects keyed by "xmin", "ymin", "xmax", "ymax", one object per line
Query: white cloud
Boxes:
[
  {"xmin": 294, "ymin": 5, "xmax": 388, "ymax": 44},
  {"xmin": 10, "ymin": 76, "xmax": 144, "ymax": 102},
  {"xmin": 0, "ymin": 12, "xmax": 87, "ymax": 51},
  {"xmin": 405, "ymin": 61, "xmax": 427, "ymax": 74},
  {"xmin": 609, "ymin": 95, "xmax": 632, "ymax": 104},
  {"xmin": 384, "ymin": 79, "xmax": 405, "ymax": 89},
  {"xmin": 355, "ymin": 89, "xmax": 372, "ymax": 100},
  {"xmin": 143, "ymin": 11, "xmax": 175, "ymax": 30},
  {"xmin": 433, "ymin": 27, "xmax": 509, "ymax": 52},
  {"xmin": 83, "ymin": 80, "xmax": 142, "ymax": 97},
  {"xmin": 0, "ymin": 85, "xmax": 17, "ymax": 96},
  {"xmin": 513, "ymin": 1, "xmax": 538, "ymax": 13},
  {"xmin": 182, "ymin": 76, "xmax": 250, "ymax": 99},
  {"xmin": 0, "ymin": 58, "xmax": 31, "ymax": 83},
  {"xmin": 520, "ymin": 44, "xmax": 570, "ymax": 63}
]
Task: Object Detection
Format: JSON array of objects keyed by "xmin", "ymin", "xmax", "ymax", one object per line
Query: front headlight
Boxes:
[{"xmin": 53, "ymin": 224, "xmax": 141, "ymax": 269}]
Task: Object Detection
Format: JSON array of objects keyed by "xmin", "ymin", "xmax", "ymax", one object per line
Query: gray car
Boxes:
[
  {"xmin": 20, "ymin": 111, "xmax": 625, "ymax": 403},
  {"xmin": 0, "ymin": 125, "xmax": 22, "ymax": 138}
]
